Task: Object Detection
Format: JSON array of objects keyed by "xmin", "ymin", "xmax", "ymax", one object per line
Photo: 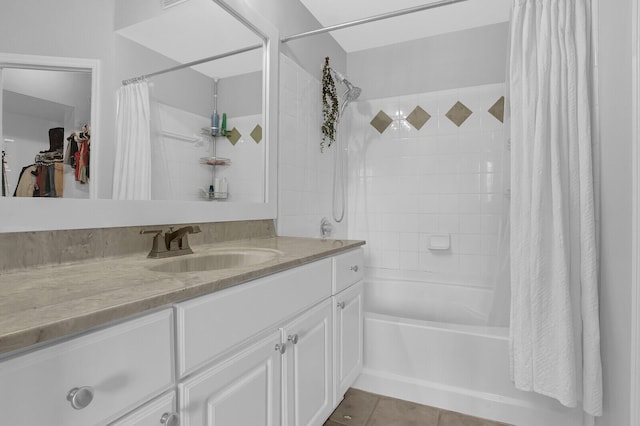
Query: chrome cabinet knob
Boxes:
[
  {"xmin": 275, "ymin": 343, "xmax": 286, "ymax": 354},
  {"xmin": 350, "ymin": 265, "xmax": 359, "ymax": 272},
  {"xmin": 288, "ymin": 334, "xmax": 299, "ymax": 345},
  {"xmin": 337, "ymin": 301, "xmax": 346, "ymax": 309},
  {"xmin": 160, "ymin": 412, "xmax": 180, "ymax": 426},
  {"xmin": 66, "ymin": 386, "xmax": 94, "ymax": 410}
]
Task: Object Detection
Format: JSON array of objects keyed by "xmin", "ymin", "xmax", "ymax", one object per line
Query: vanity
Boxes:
[{"xmin": 0, "ymin": 236, "xmax": 365, "ymax": 426}]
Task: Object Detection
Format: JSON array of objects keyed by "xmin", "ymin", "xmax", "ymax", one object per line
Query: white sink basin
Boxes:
[{"xmin": 148, "ymin": 248, "xmax": 282, "ymax": 273}]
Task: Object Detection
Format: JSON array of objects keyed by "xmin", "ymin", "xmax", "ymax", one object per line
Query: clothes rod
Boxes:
[
  {"xmin": 122, "ymin": 43, "xmax": 263, "ymax": 85},
  {"xmin": 281, "ymin": 0, "xmax": 471, "ymax": 43}
]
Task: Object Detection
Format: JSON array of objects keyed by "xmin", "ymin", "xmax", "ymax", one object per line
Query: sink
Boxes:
[{"xmin": 148, "ymin": 248, "xmax": 282, "ymax": 273}]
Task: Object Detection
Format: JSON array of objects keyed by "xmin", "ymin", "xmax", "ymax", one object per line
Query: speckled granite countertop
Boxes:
[{"xmin": 0, "ymin": 236, "xmax": 364, "ymax": 355}]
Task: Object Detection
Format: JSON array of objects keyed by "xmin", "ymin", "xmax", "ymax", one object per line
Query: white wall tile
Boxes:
[{"xmin": 348, "ymin": 83, "xmax": 507, "ymax": 285}]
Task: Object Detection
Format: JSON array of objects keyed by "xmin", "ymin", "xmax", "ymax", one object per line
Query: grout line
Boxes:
[{"xmin": 363, "ymin": 396, "xmax": 382, "ymax": 426}]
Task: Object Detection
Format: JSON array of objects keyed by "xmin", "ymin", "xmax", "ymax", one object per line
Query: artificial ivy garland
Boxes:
[{"xmin": 321, "ymin": 57, "xmax": 339, "ymax": 152}]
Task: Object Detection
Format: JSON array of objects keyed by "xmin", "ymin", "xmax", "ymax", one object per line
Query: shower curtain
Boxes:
[
  {"xmin": 113, "ymin": 81, "xmax": 152, "ymax": 200},
  {"xmin": 508, "ymin": 0, "xmax": 602, "ymax": 418}
]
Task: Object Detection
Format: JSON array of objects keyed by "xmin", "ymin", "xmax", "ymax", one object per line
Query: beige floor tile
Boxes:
[
  {"xmin": 438, "ymin": 410, "xmax": 512, "ymax": 426},
  {"xmin": 328, "ymin": 388, "xmax": 380, "ymax": 426},
  {"xmin": 367, "ymin": 396, "xmax": 440, "ymax": 426}
]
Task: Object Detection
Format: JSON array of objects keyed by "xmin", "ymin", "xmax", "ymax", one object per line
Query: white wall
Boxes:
[
  {"xmin": 277, "ymin": 54, "xmax": 347, "ymax": 239},
  {"xmin": 595, "ymin": 1, "xmax": 633, "ymax": 425},
  {"xmin": 348, "ymin": 23, "xmax": 509, "ymax": 100}
]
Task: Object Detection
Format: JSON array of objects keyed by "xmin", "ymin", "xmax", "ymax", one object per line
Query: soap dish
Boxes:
[{"xmin": 200, "ymin": 157, "xmax": 231, "ymax": 166}]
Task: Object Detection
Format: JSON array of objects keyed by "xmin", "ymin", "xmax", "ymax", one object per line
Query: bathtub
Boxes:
[{"xmin": 353, "ymin": 276, "xmax": 585, "ymax": 426}]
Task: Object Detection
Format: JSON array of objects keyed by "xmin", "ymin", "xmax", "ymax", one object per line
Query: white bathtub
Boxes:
[{"xmin": 354, "ymin": 277, "xmax": 585, "ymax": 426}]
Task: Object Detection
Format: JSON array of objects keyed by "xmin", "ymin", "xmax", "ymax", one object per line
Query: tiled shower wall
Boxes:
[
  {"xmin": 152, "ymin": 103, "xmax": 264, "ymax": 203},
  {"xmin": 277, "ymin": 54, "xmax": 347, "ymax": 238},
  {"xmin": 346, "ymin": 83, "xmax": 507, "ymax": 287}
]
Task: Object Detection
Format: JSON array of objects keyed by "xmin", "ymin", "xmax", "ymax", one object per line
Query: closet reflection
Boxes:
[{"xmin": 1, "ymin": 67, "xmax": 92, "ymax": 198}]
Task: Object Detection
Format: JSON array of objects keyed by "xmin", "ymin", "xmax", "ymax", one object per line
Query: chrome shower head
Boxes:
[{"xmin": 330, "ymin": 67, "xmax": 361, "ymax": 116}]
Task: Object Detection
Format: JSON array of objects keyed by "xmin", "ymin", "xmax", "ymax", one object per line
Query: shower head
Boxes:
[{"xmin": 330, "ymin": 67, "xmax": 362, "ymax": 116}]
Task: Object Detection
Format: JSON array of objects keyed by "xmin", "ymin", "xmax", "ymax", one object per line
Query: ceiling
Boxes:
[
  {"xmin": 117, "ymin": 0, "xmax": 263, "ymax": 79},
  {"xmin": 117, "ymin": 0, "xmax": 511, "ymax": 78},
  {"xmin": 298, "ymin": 0, "xmax": 512, "ymax": 53}
]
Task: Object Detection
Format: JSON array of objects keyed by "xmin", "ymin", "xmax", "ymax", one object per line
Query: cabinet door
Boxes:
[
  {"xmin": 282, "ymin": 299, "xmax": 333, "ymax": 426},
  {"xmin": 179, "ymin": 331, "xmax": 282, "ymax": 426},
  {"xmin": 109, "ymin": 391, "xmax": 177, "ymax": 426},
  {"xmin": 333, "ymin": 281, "xmax": 364, "ymax": 406}
]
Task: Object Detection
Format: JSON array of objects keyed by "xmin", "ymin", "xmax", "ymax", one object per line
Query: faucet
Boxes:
[{"xmin": 140, "ymin": 225, "xmax": 202, "ymax": 258}]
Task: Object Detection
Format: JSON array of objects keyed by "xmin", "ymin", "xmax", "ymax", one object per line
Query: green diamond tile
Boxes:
[
  {"xmin": 250, "ymin": 124, "xmax": 263, "ymax": 143},
  {"xmin": 370, "ymin": 110, "xmax": 393, "ymax": 134},
  {"xmin": 406, "ymin": 105, "xmax": 431, "ymax": 130},
  {"xmin": 488, "ymin": 96, "xmax": 505, "ymax": 123},
  {"xmin": 446, "ymin": 101, "xmax": 473, "ymax": 127},
  {"xmin": 226, "ymin": 127, "xmax": 241, "ymax": 145}
]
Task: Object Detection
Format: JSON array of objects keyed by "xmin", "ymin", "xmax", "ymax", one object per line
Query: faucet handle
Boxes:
[
  {"xmin": 140, "ymin": 229, "xmax": 167, "ymax": 258},
  {"xmin": 140, "ymin": 229, "xmax": 164, "ymax": 235}
]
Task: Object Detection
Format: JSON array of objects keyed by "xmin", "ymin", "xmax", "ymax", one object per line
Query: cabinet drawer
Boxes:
[
  {"xmin": 176, "ymin": 258, "xmax": 332, "ymax": 376},
  {"xmin": 110, "ymin": 391, "xmax": 177, "ymax": 426},
  {"xmin": 0, "ymin": 309, "xmax": 174, "ymax": 426},
  {"xmin": 333, "ymin": 248, "xmax": 364, "ymax": 294}
]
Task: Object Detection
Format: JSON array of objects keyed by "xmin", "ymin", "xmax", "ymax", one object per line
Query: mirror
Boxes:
[
  {"xmin": 0, "ymin": 0, "xmax": 279, "ymax": 232},
  {"xmin": 114, "ymin": 0, "xmax": 266, "ymax": 203},
  {"xmin": 1, "ymin": 66, "xmax": 93, "ymax": 199}
]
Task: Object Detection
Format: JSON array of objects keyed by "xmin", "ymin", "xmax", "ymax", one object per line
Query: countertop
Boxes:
[{"xmin": 0, "ymin": 236, "xmax": 365, "ymax": 355}]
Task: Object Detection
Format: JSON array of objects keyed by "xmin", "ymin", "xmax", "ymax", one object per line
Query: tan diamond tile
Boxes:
[
  {"xmin": 250, "ymin": 124, "xmax": 262, "ymax": 143},
  {"xmin": 488, "ymin": 96, "xmax": 505, "ymax": 123},
  {"xmin": 406, "ymin": 105, "xmax": 431, "ymax": 130},
  {"xmin": 370, "ymin": 110, "xmax": 393, "ymax": 134},
  {"xmin": 446, "ymin": 101, "xmax": 473, "ymax": 127},
  {"xmin": 226, "ymin": 127, "xmax": 241, "ymax": 145}
]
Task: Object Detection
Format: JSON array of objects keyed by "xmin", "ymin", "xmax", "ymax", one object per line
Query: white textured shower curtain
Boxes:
[
  {"xmin": 509, "ymin": 0, "xmax": 602, "ymax": 418},
  {"xmin": 113, "ymin": 81, "xmax": 152, "ymax": 200}
]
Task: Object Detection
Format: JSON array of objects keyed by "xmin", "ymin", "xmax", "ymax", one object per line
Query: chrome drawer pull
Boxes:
[
  {"xmin": 350, "ymin": 265, "xmax": 359, "ymax": 272},
  {"xmin": 337, "ymin": 301, "xmax": 346, "ymax": 309},
  {"xmin": 288, "ymin": 334, "xmax": 299, "ymax": 345},
  {"xmin": 275, "ymin": 343, "xmax": 286, "ymax": 354},
  {"xmin": 66, "ymin": 386, "xmax": 94, "ymax": 410},
  {"xmin": 160, "ymin": 412, "xmax": 180, "ymax": 426}
]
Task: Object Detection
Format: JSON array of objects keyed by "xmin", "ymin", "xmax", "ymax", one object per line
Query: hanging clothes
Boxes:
[{"xmin": 13, "ymin": 165, "xmax": 37, "ymax": 197}]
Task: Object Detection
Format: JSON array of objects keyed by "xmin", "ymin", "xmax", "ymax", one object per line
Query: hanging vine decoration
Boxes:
[{"xmin": 321, "ymin": 57, "xmax": 339, "ymax": 152}]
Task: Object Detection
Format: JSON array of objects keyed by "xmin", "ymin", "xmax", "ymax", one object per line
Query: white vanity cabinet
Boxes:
[
  {"xmin": 333, "ymin": 281, "xmax": 364, "ymax": 405},
  {"xmin": 179, "ymin": 331, "xmax": 283, "ymax": 426},
  {"xmin": 332, "ymin": 249, "xmax": 364, "ymax": 406},
  {"xmin": 0, "ymin": 309, "xmax": 174, "ymax": 426},
  {"xmin": 109, "ymin": 391, "xmax": 178, "ymax": 426},
  {"xmin": 281, "ymin": 299, "xmax": 333, "ymax": 426}
]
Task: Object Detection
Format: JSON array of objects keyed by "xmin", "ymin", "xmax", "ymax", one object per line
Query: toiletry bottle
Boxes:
[
  {"xmin": 211, "ymin": 111, "xmax": 219, "ymax": 136},
  {"xmin": 221, "ymin": 113, "xmax": 227, "ymax": 136}
]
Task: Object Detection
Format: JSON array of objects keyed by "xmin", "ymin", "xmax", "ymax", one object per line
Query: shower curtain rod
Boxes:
[
  {"xmin": 281, "ymin": 0, "xmax": 471, "ymax": 43},
  {"xmin": 121, "ymin": 43, "xmax": 263, "ymax": 85}
]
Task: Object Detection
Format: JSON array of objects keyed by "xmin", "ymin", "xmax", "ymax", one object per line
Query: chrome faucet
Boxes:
[{"xmin": 140, "ymin": 225, "xmax": 202, "ymax": 258}]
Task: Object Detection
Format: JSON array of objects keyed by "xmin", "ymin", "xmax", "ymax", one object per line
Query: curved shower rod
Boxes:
[{"xmin": 281, "ymin": 0, "xmax": 472, "ymax": 43}]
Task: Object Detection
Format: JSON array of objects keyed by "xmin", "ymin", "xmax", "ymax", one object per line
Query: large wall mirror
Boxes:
[{"xmin": 0, "ymin": 0, "xmax": 279, "ymax": 232}]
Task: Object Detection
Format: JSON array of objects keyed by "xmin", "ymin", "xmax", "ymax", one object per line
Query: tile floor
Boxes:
[{"xmin": 324, "ymin": 388, "xmax": 513, "ymax": 426}]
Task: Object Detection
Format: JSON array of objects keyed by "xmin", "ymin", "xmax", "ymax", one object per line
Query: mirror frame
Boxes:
[{"xmin": 0, "ymin": 0, "xmax": 279, "ymax": 233}]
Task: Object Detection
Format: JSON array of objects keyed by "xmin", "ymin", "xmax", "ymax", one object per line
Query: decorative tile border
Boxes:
[{"xmin": 366, "ymin": 96, "xmax": 505, "ymax": 133}]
